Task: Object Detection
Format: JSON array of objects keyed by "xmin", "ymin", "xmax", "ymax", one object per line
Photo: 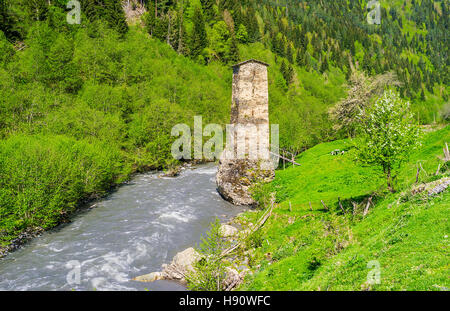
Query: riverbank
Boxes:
[
  {"xmin": 0, "ymin": 164, "xmax": 245, "ymax": 290},
  {"xmin": 0, "ymin": 155, "xmax": 212, "ymax": 259}
]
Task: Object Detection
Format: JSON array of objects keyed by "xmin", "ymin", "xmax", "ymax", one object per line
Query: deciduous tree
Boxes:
[{"xmin": 355, "ymin": 90, "xmax": 420, "ymax": 192}]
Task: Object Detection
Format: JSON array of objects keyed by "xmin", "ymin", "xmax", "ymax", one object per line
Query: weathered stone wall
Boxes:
[{"xmin": 216, "ymin": 60, "xmax": 274, "ymax": 206}]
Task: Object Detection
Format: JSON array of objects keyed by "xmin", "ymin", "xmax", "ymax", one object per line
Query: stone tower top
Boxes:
[{"xmin": 231, "ymin": 59, "xmax": 270, "ymax": 68}]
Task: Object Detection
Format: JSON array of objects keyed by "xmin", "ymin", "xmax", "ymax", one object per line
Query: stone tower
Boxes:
[{"xmin": 216, "ymin": 59, "xmax": 275, "ymax": 206}]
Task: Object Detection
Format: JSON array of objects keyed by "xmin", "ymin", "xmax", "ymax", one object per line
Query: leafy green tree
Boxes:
[
  {"xmin": 355, "ymin": 90, "xmax": 420, "ymax": 192},
  {"xmin": 209, "ymin": 21, "xmax": 230, "ymax": 61},
  {"xmin": 235, "ymin": 24, "xmax": 248, "ymax": 43},
  {"xmin": 46, "ymin": 34, "xmax": 81, "ymax": 93},
  {"xmin": 329, "ymin": 71, "xmax": 401, "ymax": 137}
]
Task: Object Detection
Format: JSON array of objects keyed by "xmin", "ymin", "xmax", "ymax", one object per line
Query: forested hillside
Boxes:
[{"xmin": 0, "ymin": 0, "xmax": 448, "ymax": 252}]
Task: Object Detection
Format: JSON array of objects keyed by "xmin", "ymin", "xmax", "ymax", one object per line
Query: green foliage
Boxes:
[
  {"xmin": 355, "ymin": 90, "xmax": 421, "ymax": 192},
  {"xmin": 0, "ymin": 30, "xmax": 14, "ymax": 66},
  {"xmin": 208, "ymin": 21, "xmax": 230, "ymax": 61},
  {"xmin": 0, "ymin": 22, "xmax": 233, "ymax": 245},
  {"xmin": 245, "ymin": 7, "xmax": 260, "ymax": 43},
  {"xmin": 186, "ymin": 218, "xmax": 230, "ymax": 291},
  {"xmin": 0, "ymin": 135, "xmax": 127, "ymax": 245},
  {"xmin": 235, "ymin": 24, "xmax": 248, "ymax": 43},
  {"xmin": 0, "ymin": 0, "xmax": 19, "ymax": 40},
  {"xmin": 82, "ymin": 0, "xmax": 128, "ymax": 34},
  {"xmin": 200, "ymin": 0, "xmax": 215, "ymax": 21},
  {"xmin": 245, "ymin": 229, "xmax": 264, "ymax": 249}
]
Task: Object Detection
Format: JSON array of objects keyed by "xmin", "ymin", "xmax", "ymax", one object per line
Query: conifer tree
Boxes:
[
  {"xmin": 320, "ymin": 56, "xmax": 329, "ymax": 73},
  {"xmin": 0, "ymin": 0, "xmax": 16, "ymax": 40},
  {"xmin": 246, "ymin": 8, "xmax": 260, "ymax": 43},
  {"xmin": 286, "ymin": 43, "xmax": 293, "ymax": 64},
  {"xmin": 296, "ymin": 49, "xmax": 304, "ymax": 67},
  {"xmin": 201, "ymin": 0, "xmax": 215, "ymax": 21},
  {"xmin": 145, "ymin": 2, "xmax": 157, "ymax": 36},
  {"xmin": 190, "ymin": 6, "xmax": 208, "ymax": 60},
  {"xmin": 153, "ymin": 14, "xmax": 168, "ymax": 41},
  {"xmin": 229, "ymin": 35, "xmax": 239, "ymax": 63},
  {"xmin": 280, "ymin": 60, "xmax": 293, "ymax": 85},
  {"xmin": 177, "ymin": 7, "xmax": 188, "ymax": 55},
  {"xmin": 26, "ymin": 0, "xmax": 48, "ymax": 21},
  {"xmin": 286, "ymin": 63, "xmax": 294, "ymax": 84},
  {"xmin": 218, "ymin": 0, "xmax": 234, "ymax": 11},
  {"xmin": 105, "ymin": 0, "xmax": 128, "ymax": 35},
  {"xmin": 420, "ymin": 88, "xmax": 426, "ymax": 101}
]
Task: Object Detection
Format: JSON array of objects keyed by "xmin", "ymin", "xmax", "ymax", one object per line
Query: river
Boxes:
[{"xmin": 0, "ymin": 164, "xmax": 246, "ymax": 291}]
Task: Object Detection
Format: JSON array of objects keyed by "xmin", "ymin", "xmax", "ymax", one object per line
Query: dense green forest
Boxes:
[{"xmin": 0, "ymin": 0, "xmax": 448, "ymax": 255}]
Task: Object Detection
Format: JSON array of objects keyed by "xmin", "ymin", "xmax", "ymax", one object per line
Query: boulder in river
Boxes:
[
  {"xmin": 133, "ymin": 247, "xmax": 201, "ymax": 284},
  {"xmin": 132, "ymin": 272, "xmax": 163, "ymax": 282},
  {"xmin": 161, "ymin": 247, "xmax": 201, "ymax": 281}
]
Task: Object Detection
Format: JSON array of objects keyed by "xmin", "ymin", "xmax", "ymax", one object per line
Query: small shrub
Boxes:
[
  {"xmin": 272, "ymin": 243, "xmax": 294, "ymax": 261},
  {"xmin": 245, "ymin": 229, "xmax": 264, "ymax": 249},
  {"xmin": 186, "ymin": 218, "xmax": 230, "ymax": 291}
]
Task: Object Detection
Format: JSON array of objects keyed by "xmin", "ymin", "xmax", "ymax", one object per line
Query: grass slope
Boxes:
[{"xmin": 239, "ymin": 125, "xmax": 449, "ymax": 290}]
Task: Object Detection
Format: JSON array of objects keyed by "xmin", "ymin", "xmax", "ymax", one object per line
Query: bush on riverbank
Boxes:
[{"xmin": 0, "ymin": 134, "xmax": 129, "ymax": 246}]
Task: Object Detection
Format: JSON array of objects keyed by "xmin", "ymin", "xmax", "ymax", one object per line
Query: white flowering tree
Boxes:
[{"xmin": 355, "ymin": 90, "xmax": 420, "ymax": 192}]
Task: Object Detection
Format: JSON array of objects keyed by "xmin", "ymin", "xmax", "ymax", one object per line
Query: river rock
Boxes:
[
  {"xmin": 162, "ymin": 166, "xmax": 182, "ymax": 177},
  {"xmin": 132, "ymin": 272, "xmax": 163, "ymax": 282},
  {"xmin": 132, "ymin": 247, "xmax": 201, "ymax": 283},
  {"xmin": 160, "ymin": 247, "xmax": 201, "ymax": 281},
  {"xmin": 223, "ymin": 267, "xmax": 249, "ymax": 291},
  {"xmin": 220, "ymin": 224, "xmax": 239, "ymax": 238}
]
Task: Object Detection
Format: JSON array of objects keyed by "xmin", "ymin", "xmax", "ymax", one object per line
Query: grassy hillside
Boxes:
[{"xmin": 238, "ymin": 125, "xmax": 449, "ymax": 290}]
